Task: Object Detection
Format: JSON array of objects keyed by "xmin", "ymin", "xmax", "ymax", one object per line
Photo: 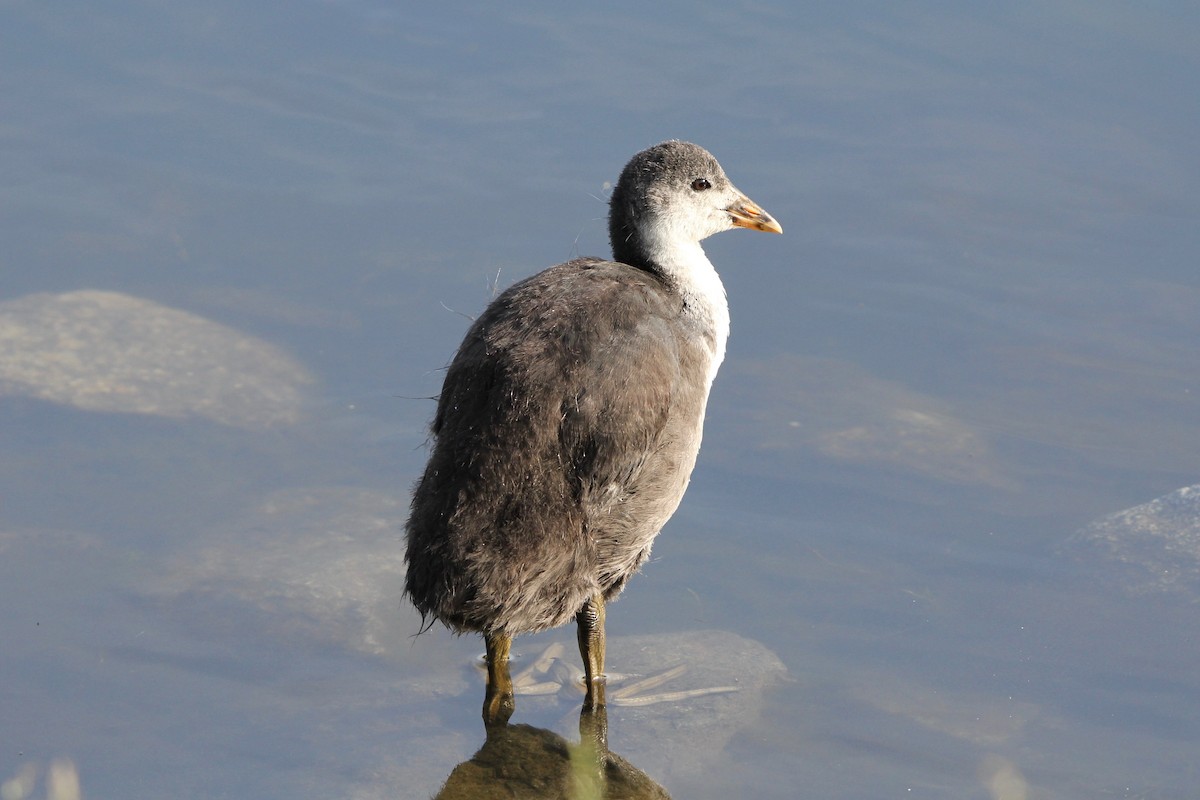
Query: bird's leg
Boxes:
[
  {"xmin": 575, "ymin": 593, "xmax": 607, "ymax": 712},
  {"xmin": 482, "ymin": 631, "xmax": 515, "ymax": 727}
]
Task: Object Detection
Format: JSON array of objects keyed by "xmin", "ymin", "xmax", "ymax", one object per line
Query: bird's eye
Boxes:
[{"xmin": 691, "ymin": 178, "xmax": 711, "ymax": 191}]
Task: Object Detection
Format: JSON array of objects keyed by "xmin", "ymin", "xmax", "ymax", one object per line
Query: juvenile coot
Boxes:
[{"xmin": 404, "ymin": 141, "xmax": 781, "ymax": 723}]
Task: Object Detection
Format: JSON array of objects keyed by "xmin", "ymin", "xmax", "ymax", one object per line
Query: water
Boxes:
[{"xmin": 2, "ymin": 1, "xmax": 1198, "ymax": 797}]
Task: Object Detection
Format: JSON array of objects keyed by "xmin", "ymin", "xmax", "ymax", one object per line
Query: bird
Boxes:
[{"xmin": 404, "ymin": 140, "xmax": 781, "ymax": 725}]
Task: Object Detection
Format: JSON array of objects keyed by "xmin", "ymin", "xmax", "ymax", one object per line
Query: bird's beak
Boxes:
[{"xmin": 727, "ymin": 194, "xmax": 783, "ymax": 234}]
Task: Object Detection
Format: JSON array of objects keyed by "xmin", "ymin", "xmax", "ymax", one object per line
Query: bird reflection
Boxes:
[{"xmin": 434, "ymin": 706, "xmax": 670, "ymax": 800}]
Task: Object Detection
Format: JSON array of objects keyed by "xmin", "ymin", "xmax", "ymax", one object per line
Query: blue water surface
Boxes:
[{"xmin": 2, "ymin": 2, "xmax": 1198, "ymax": 797}]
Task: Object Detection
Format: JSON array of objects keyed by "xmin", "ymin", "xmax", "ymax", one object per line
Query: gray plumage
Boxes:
[{"xmin": 404, "ymin": 141, "xmax": 780, "ymax": 674}]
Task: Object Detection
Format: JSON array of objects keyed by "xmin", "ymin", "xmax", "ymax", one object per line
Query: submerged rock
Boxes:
[
  {"xmin": 720, "ymin": 355, "xmax": 1011, "ymax": 489},
  {"xmin": 0, "ymin": 290, "xmax": 314, "ymax": 428},
  {"xmin": 1067, "ymin": 484, "xmax": 1200, "ymax": 599},
  {"xmin": 148, "ymin": 486, "xmax": 417, "ymax": 658}
]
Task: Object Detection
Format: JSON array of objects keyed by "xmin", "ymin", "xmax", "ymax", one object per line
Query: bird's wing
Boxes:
[
  {"xmin": 556, "ymin": 309, "xmax": 680, "ymax": 499},
  {"xmin": 424, "ymin": 261, "xmax": 693, "ymax": 531}
]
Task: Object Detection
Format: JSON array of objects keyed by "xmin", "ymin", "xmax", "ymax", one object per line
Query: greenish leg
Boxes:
[
  {"xmin": 576, "ymin": 593, "xmax": 607, "ymax": 712},
  {"xmin": 482, "ymin": 631, "xmax": 515, "ymax": 727}
]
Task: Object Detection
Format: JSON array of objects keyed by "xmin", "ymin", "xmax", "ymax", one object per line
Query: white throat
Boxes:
[{"xmin": 643, "ymin": 235, "xmax": 731, "ymax": 386}]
